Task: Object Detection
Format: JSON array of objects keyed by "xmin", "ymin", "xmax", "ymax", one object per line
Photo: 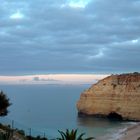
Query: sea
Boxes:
[{"xmin": 0, "ymin": 84, "xmax": 136, "ymax": 139}]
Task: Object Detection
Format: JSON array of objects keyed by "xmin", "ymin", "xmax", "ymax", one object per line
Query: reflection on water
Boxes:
[
  {"xmin": 77, "ymin": 115, "xmax": 123, "ymax": 137},
  {"xmin": 77, "ymin": 116, "xmax": 122, "ymax": 128}
]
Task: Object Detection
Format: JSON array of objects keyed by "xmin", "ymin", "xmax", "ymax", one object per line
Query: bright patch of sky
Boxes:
[
  {"xmin": 88, "ymin": 49, "xmax": 105, "ymax": 60},
  {"xmin": 132, "ymin": 39, "xmax": 138, "ymax": 44},
  {"xmin": 62, "ymin": 0, "xmax": 92, "ymax": 8},
  {"xmin": 10, "ymin": 10, "xmax": 24, "ymax": 19},
  {"xmin": 94, "ymin": 50, "xmax": 104, "ymax": 58}
]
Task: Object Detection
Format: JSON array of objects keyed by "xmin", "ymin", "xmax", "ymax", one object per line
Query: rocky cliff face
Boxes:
[{"xmin": 77, "ymin": 73, "xmax": 140, "ymax": 121}]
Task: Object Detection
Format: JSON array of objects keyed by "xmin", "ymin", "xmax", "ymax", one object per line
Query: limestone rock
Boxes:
[{"xmin": 77, "ymin": 73, "xmax": 140, "ymax": 121}]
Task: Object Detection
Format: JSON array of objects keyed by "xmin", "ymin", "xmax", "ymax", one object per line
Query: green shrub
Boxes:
[{"xmin": 0, "ymin": 91, "xmax": 11, "ymax": 116}]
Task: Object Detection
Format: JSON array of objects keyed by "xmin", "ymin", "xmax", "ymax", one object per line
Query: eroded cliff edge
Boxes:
[{"xmin": 77, "ymin": 73, "xmax": 140, "ymax": 121}]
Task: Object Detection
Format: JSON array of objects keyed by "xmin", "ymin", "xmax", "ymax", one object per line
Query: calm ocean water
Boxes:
[{"xmin": 0, "ymin": 84, "xmax": 134, "ymax": 139}]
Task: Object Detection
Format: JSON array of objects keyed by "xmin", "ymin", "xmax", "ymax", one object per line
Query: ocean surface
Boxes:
[{"xmin": 0, "ymin": 84, "xmax": 134, "ymax": 139}]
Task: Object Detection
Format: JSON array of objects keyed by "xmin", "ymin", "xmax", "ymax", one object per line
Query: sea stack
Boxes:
[{"xmin": 77, "ymin": 72, "xmax": 140, "ymax": 121}]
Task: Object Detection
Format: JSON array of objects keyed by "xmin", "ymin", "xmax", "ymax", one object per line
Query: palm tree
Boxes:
[
  {"xmin": 57, "ymin": 129, "xmax": 94, "ymax": 140},
  {"xmin": 0, "ymin": 91, "xmax": 11, "ymax": 116}
]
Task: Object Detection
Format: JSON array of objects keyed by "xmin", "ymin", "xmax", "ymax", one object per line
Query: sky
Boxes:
[{"xmin": 0, "ymin": 0, "xmax": 140, "ymax": 76}]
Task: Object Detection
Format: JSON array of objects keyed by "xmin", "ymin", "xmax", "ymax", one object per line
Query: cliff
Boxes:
[{"xmin": 77, "ymin": 73, "xmax": 140, "ymax": 121}]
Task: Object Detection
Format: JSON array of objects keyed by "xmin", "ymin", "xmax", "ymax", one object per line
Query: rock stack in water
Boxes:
[{"xmin": 77, "ymin": 73, "xmax": 140, "ymax": 121}]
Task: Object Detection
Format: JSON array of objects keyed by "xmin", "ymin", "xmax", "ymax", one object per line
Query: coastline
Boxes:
[
  {"xmin": 119, "ymin": 122, "xmax": 140, "ymax": 140},
  {"xmin": 96, "ymin": 122, "xmax": 140, "ymax": 140}
]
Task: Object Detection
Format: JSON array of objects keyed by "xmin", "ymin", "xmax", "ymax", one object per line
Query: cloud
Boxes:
[
  {"xmin": 32, "ymin": 76, "xmax": 58, "ymax": 82},
  {"xmin": 0, "ymin": 0, "xmax": 140, "ymax": 75}
]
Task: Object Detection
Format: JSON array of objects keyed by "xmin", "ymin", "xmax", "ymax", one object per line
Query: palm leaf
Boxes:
[
  {"xmin": 57, "ymin": 129, "xmax": 94, "ymax": 140},
  {"xmin": 77, "ymin": 133, "xmax": 85, "ymax": 140}
]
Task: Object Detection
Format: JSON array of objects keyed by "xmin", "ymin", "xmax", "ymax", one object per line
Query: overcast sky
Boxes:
[{"xmin": 0, "ymin": 0, "xmax": 140, "ymax": 75}]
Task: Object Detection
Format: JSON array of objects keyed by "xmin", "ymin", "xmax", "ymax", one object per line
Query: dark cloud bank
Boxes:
[{"xmin": 0, "ymin": 0, "xmax": 140, "ymax": 75}]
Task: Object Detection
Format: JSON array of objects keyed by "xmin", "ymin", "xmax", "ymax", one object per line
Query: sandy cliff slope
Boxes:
[{"xmin": 77, "ymin": 73, "xmax": 140, "ymax": 121}]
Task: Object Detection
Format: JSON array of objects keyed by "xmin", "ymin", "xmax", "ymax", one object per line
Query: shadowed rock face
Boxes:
[{"xmin": 77, "ymin": 73, "xmax": 140, "ymax": 121}]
